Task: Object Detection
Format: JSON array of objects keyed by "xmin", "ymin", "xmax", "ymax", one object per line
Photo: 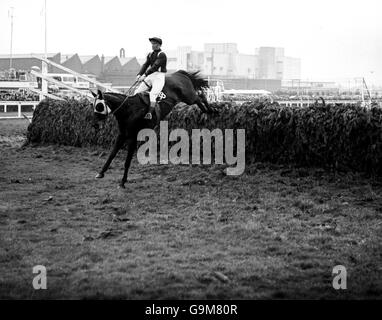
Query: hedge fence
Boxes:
[{"xmin": 27, "ymin": 98, "xmax": 382, "ymax": 175}]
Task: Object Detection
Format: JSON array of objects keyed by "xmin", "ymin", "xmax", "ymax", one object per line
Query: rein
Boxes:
[
  {"xmin": 109, "ymin": 80, "xmax": 141, "ymax": 115},
  {"xmin": 105, "ymin": 79, "xmax": 172, "ymax": 117}
]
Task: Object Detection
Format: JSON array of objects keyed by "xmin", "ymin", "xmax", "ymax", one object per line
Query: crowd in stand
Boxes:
[
  {"xmin": 271, "ymin": 94, "xmax": 378, "ymax": 101},
  {"xmin": 0, "ymin": 90, "xmax": 39, "ymax": 101},
  {"xmin": 1, "ymin": 88, "xmax": 381, "ymax": 104},
  {"xmin": 221, "ymin": 94, "xmax": 276, "ymax": 103},
  {"xmin": 221, "ymin": 92, "xmax": 382, "ymax": 102}
]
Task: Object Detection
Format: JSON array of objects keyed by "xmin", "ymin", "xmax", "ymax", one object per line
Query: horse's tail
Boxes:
[{"xmin": 177, "ymin": 70, "xmax": 209, "ymax": 90}]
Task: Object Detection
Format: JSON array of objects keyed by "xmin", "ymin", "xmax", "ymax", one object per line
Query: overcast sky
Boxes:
[{"xmin": 0, "ymin": 0, "xmax": 381, "ymax": 84}]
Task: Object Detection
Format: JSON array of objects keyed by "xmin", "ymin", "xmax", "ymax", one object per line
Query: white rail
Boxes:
[
  {"xmin": 0, "ymin": 101, "xmax": 38, "ymax": 119},
  {"xmin": 32, "ymin": 55, "xmax": 120, "ymax": 93},
  {"xmin": 31, "ymin": 70, "xmax": 93, "ymax": 98},
  {"xmin": 26, "ymin": 87, "xmax": 65, "ymax": 101}
]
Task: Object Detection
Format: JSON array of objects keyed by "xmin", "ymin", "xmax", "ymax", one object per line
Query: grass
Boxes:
[{"xmin": 0, "ymin": 119, "xmax": 381, "ymax": 299}]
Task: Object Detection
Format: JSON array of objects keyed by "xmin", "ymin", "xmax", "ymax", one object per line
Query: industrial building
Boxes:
[
  {"xmin": 0, "ymin": 44, "xmax": 302, "ymax": 91},
  {"xmin": 165, "ymin": 43, "xmax": 300, "ymax": 79},
  {"xmin": 0, "ymin": 49, "xmax": 140, "ymax": 88},
  {"xmin": 164, "ymin": 43, "xmax": 301, "ymax": 90}
]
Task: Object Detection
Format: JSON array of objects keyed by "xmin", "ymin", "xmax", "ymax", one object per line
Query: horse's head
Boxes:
[{"xmin": 91, "ymin": 89, "xmax": 111, "ymax": 130}]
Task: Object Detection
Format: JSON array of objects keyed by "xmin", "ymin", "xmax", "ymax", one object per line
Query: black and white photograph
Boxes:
[{"xmin": 0, "ymin": 0, "xmax": 381, "ymax": 306}]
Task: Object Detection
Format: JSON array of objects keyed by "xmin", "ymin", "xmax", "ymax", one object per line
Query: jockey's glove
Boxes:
[{"xmin": 138, "ymin": 74, "xmax": 146, "ymax": 82}]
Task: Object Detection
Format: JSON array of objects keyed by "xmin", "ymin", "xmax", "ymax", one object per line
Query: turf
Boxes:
[{"xmin": 0, "ymin": 119, "xmax": 381, "ymax": 299}]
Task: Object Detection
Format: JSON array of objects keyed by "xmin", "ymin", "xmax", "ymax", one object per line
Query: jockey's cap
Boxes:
[{"xmin": 149, "ymin": 37, "xmax": 162, "ymax": 45}]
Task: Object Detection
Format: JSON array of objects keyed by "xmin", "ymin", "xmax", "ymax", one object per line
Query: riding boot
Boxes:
[
  {"xmin": 154, "ymin": 102, "xmax": 161, "ymax": 126},
  {"xmin": 144, "ymin": 102, "xmax": 161, "ymax": 126},
  {"xmin": 144, "ymin": 104, "xmax": 153, "ymax": 120}
]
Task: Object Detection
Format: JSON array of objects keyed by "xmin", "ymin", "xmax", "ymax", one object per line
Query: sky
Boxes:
[{"xmin": 0, "ymin": 0, "xmax": 381, "ymax": 85}]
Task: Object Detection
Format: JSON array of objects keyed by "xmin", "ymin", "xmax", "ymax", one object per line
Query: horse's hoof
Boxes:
[
  {"xmin": 95, "ymin": 173, "xmax": 104, "ymax": 179},
  {"xmin": 118, "ymin": 183, "xmax": 125, "ymax": 189}
]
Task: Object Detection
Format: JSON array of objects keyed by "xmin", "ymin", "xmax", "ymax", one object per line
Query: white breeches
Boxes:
[{"xmin": 134, "ymin": 71, "xmax": 165, "ymax": 103}]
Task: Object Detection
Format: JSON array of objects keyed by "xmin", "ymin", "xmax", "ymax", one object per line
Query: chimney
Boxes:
[
  {"xmin": 101, "ymin": 54, "xmax": 105, "ymax": 73},
  {"xmin": 120, "ymin": 48, "xmax": 125, "ymax": 58}
]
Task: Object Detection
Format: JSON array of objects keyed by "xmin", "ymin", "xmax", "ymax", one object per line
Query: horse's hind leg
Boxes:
[
  {"xmin": 199, "ymin": 92, "xmax": 213, "ymax": 113},
  {"xmin": 120, "ymin": 137, "xmax": 137, "ymax": 188},
  {"xmin": 195, "ymin": 98, "xmax": 208, "ymax": 113},
  {"xmin": 199, "ymin": 91, "xmax": 209, "ymax": 107},
  {"xmin": 195, "ymin": 96, "xmax": 212, "ymax": 113}
]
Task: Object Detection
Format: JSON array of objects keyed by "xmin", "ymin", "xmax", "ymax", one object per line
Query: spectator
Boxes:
[{"xmin": 0, "ymin": 90, "xmax": 39, "ymax": 101}]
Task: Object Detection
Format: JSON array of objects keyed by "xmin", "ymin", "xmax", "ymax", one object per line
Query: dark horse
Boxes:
[{"xmin": 91, "ymin": 70, "xmax": 211, "ymax": 188}]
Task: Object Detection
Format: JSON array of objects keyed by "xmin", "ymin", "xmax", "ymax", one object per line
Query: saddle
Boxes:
[
  {"xmin": 136, "ymin": 91, "xmax": 167, "ymax": 107},
  {"xmin": 137, "ymin": 92, "xmax": 151, "ymax": 107}
]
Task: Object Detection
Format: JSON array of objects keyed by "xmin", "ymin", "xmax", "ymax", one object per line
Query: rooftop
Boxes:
[{"xmin": 0, "ymin": 53, "xmax": 59, "ymax": 59}]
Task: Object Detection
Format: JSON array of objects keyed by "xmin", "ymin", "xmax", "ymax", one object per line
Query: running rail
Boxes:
[
  {"xmin": 31, "ymin": 70, "xmax": 93, "ymax": 98},
  {"xmin": 32, "ymin": 55, "xmax": 120, "ymax": 93}
]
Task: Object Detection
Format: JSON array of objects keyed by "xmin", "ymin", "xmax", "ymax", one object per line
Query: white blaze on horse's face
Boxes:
[{"xmin": 94, "ymin": 97, "xmax": 111, "ymax": 116}]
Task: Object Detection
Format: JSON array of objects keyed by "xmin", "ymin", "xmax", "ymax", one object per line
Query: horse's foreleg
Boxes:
[
  {"xmin": 120, "ymin": 138, "xmax": 137, "ymax": 188},
  {"xmin": 96, "ymin": 134, "xmax": 126, "ymax": 178}
]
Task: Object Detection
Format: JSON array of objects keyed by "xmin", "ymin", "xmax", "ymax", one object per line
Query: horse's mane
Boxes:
[
  {"xmin": 104, "ymin": 91, "xmax": 145, "ymax": 113},
  {"xmin": 104, "ymin": 92, "xmax": 126, "ymax": 99},
  {"xmin": 174, "ymin": 70, "xmax": 209, "ymax": 90}
]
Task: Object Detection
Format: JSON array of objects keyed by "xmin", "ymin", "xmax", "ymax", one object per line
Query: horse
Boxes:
[{"xmin": 91, "ymin": 70, "xmax": 211, "ymax": 188}]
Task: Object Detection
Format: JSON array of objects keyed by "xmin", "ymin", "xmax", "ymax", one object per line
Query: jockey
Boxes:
[{"xmin": 135, "ymin": 37, "xmax": 167, "ymax": 121}]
